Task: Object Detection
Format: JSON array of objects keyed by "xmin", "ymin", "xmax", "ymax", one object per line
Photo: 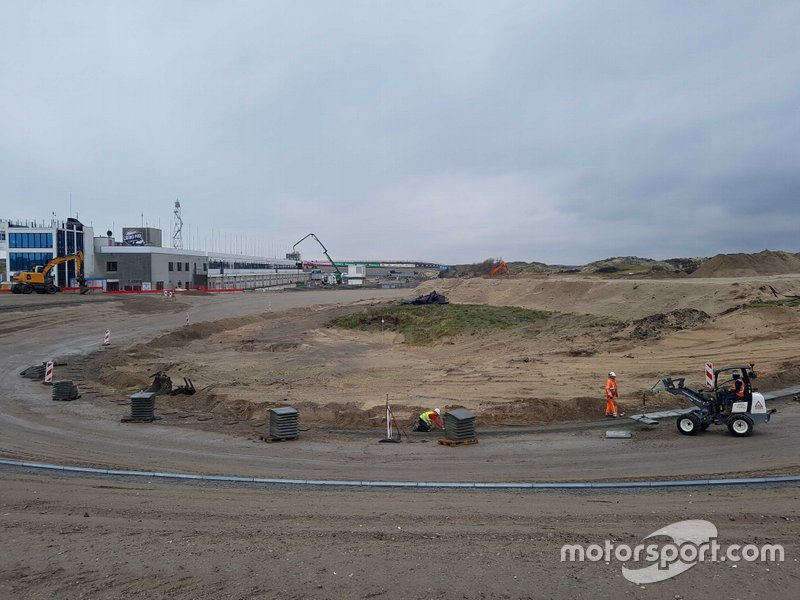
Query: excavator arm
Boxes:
[
  {"xmin": 490, "ymin": 261, "xmax": 509, "ymax": 277},
  {"xmin": 42, "ymin": 251, "xmax": 84, "ymax": 278}
]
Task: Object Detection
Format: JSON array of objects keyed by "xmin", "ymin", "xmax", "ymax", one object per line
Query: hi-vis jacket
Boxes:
[
  {"xmin": 606, "ymin": 378, "xmax": 618, "ymax": 400},
  {"xmin": 419, "ymin": 410, "xmax": 443, "ymax": 429}
]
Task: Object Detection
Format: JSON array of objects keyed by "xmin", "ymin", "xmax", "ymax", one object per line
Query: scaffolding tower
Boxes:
[{"xmin": 172, "ymin": 200, "xmax": 183, "ymax": 250}]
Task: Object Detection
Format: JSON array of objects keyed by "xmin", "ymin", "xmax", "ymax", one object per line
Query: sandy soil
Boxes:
[
  {"xmin": 1, "ymin": 469, "xmax": 798, "ymax": 600},
  {"xmin": 2, "ymin": 280, "xmax": 800, "ymax": 598},
  {"xmin": 75, "ymin": 275, "xmax": 800, "ymax": 429}
]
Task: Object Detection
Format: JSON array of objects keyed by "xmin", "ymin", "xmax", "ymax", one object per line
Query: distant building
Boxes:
[
  {"xmin": 0, "ymin": 218, "xmax": 95, "ymax": 286},
  {"xmin": 346, "ymin": 264, "xmax": 366, "ymax": 286},
  {"xmin": 93, "ymin": 228, "xmax": 303, "ymax": 291}
]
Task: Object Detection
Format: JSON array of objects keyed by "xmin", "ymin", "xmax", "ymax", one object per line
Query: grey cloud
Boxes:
[{"xmin": 1, "ymin": 1, "xmax": 799, "ymax": 264}]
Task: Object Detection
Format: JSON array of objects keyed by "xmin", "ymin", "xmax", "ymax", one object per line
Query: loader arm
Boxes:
[{"xmin": 654, "ymin": 377, "xmax": 709, "ymax": 409}]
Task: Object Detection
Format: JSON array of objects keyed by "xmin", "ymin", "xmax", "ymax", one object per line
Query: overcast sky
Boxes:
[{"xmin": 1, "ymin": 1, "xmax": 798, "ymax": 264}]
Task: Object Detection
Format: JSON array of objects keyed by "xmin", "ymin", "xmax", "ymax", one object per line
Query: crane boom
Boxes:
[{"xmin": 293, "ymin": 233, "xmax": 342, "ymax": 283}]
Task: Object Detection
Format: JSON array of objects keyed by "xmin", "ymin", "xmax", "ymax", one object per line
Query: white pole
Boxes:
[{"xmin": 386, "ymin": 394, "xmax": 391, "ymax": 439}]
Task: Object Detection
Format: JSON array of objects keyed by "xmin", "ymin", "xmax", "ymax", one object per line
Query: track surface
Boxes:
[{"xmin": 1, "ymin": 289, "xmax": 799, "ymax": 483}]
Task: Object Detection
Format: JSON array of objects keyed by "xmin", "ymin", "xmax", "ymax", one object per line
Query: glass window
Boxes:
[
  {"xmin": 177, "ymin": 262, "xmax": 182, "ymax": 271},
  {"xmin": 9, "ymin": 252, "xmax": 53, "ymax": 271},
  {"xmin": 185, "ymin": 262, "xmax": 189, "ymax": 271},
  {"xmin": 168, "ymin": 262, "xmax": 174, "ymax": 272},
  {"xmin": 106, "ymin": 261, "xmax": 118, "ymax": 272},
  {"xmin": 0, "ymin": 231, "xmax": 5, "ymax": 241},
  {"xmin": 9, "ymin": 232, "xmax": 53, "ymax": 248}
]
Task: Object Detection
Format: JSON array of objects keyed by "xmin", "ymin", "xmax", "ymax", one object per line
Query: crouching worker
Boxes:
[{"xmin": 416, "ymin": 408, "xmax": 444, "ymax": 432}]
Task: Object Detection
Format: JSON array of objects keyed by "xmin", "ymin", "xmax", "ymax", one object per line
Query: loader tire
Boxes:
[
  {"xmin": 677, "ymin": 413, "xmax": 701, "ymax": 436},
  {"xmin": 727, "ymin": 414, "xmax": 753, "ymax": 437}
]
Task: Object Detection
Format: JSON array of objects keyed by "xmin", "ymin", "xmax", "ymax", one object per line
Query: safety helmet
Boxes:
[
  {"xmin": 608, "ymin": 371, "xmax": 616, "ymax": 378},
  {"xmin": 434, "ymin": 408, "xmax": 441, "ymax": 415}
]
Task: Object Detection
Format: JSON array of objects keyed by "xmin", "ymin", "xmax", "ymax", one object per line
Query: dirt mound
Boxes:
[
  {"xmin": 415, "ymin": 275, "xmax": 800, "ymax": 319},
  {"xmin": 629, "ymin": 308, "xmax": 710, "ymax": 340},
  {"xmin": 582, "ymin": 256, "xmax": 703, "ymax": 275},
  {"xmin": 690, "ymin": 250, "xmax": 800, "ymax": 278}
]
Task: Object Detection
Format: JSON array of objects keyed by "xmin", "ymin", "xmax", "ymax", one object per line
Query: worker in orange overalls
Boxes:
[{"xmin": 605, "ymin": 371, "xmax": 621, "ymax": 417}]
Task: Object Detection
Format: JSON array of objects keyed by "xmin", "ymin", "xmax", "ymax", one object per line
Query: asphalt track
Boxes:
[{"xmin": 2, "ymin": 289, "xmax": 799, "ymax": 486}]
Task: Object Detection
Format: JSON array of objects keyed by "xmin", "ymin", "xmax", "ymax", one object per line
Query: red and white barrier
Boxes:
[
  {"xmin": 705, "ymin": 361, "xmax": 714, "ymax": 388},
  {"xmin": 44, "ymin": 361, "xmax": 54, "ymax": 384},
  {"xmin": 103, "ymin": 329, "xmax": 111, "ymax": 346}
]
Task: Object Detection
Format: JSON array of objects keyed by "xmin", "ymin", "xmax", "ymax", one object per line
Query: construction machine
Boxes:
[
  {"xmin": 11, "ymin": 251, "xmax": 88, "ymax": 295},
  {"xmin": 490, "ymin": 261, "xmax": 509, "ymax": 277},
  {"xmin": 651, "ymin": 365, "xmax": 775, "ymax": 437},
  {"xmin": 293, "ymin": 233, "xmax": 342, "ymax": 284}
]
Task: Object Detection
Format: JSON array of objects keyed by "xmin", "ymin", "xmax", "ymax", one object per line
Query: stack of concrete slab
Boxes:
[
  {"xmin": 269, "ymin": 407, "xmax": 299, "ymax": 440},
  {"xmin": 20, "ymin": 363, "xmax": 46, "ymax": 380},
  {"xmin": 444, "ymin": 409, "xmax": 477, "ymax": 441},
  {"xmin": 52, "ymin": 380, "xmax": 79, "ymax": 401},
  {"xmin": 129, "ymin": 391, "xmax": 156, "ymax": 420}
]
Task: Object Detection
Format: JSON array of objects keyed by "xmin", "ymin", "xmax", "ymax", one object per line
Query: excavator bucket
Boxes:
[
  {"xmin": 170, "ymin": 378, "xmax": 196, "ymax": 396},
  {"xmin": 145, "ymin": 371, "xmax": 173, "ymax": 395}
]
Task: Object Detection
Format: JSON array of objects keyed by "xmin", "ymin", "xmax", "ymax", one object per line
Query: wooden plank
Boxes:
[
  {"xmin": 437, "ymin": 438, "xmax": 479, "ymax": 447},
  {"xmin": 259, "ymin": 435, "xmax": 298, "ymax": 443}
]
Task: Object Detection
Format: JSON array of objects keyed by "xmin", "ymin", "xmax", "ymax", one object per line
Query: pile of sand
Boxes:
[
  {"xmin": 629, "ymin": 308, "xmax": 710, "ymax": 340},
  {"xmin": 416, "ymin": 275, "xmax": 800, "ymax": 319},
  {"xmin": 690, "ymin": 250, "xmax": 800, "ymax": 278}
]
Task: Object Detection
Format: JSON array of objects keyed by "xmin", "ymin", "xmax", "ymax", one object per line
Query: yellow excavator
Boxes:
[{"xmin": 11, "ymin": 251, "xmax": 88, "ymax": 295}]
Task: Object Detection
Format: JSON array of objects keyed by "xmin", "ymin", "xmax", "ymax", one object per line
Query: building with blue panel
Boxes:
[{"xmin": 0, "ymin": 218, "xmax": 95, "ymax": 286}]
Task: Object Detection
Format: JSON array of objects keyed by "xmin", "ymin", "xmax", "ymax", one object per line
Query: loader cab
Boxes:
[{"xmin": 713, "ymin": 366, "xmax": 756, "ymax": 410}]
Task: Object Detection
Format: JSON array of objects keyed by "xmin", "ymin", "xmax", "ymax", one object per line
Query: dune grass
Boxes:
[{"xmin": 330, "ymin": 303, "xmax": 552, "ymax": 345}]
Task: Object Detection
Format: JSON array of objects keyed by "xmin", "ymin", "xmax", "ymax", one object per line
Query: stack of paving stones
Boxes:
[
  {"xmin": 269, "ymin": 407, "xmax": 299, "ymax": 441},
  {"xmin": 444, "ymin": 408, "xmax": 477, "ymax": 442},
  {"xmin": 52, "ymin": 380, "xmax": 79, "ymax": 401},
  {"xmin": 20, "ymin": 363, "xmax": 46, "ymax": 379},
  {"xmin": 129, "ymin": 391, "xmax": 156, "ymax": 421}
]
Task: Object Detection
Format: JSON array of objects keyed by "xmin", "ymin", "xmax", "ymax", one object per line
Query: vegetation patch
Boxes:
[
  {"xmin": 744, "ymin": 298, "xmax": 800, "ymax": 309},
  {"xmin": 330, "ymin": 304, "xmax": 552, "ymax": 344}
]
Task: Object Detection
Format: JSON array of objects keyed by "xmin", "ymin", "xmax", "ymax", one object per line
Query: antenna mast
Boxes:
[{"xmin": 172, "ymin": 199, "xmax": 183, "ymax": 249}]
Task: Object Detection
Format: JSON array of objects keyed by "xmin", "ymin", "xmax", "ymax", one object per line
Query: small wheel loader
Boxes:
[{"xmin": 652, "ymin": 365, "xmax": 775, "ymax": 437}]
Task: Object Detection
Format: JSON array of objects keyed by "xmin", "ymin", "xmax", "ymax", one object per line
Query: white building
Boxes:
[
  {"xmin": 1, "ymin": 218, "xmax": 95, "ymax": 286},
  {"xmin": 346, "ymin": 264, "xmax": 366, "ymax": 286}
]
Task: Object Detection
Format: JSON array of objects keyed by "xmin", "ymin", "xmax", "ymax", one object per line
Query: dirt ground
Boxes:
[
  {"xmin": 1, "ymin": 469, "xmax": 798, "ymax": 600},
  {"xmin": 74, "ymin": 274, "xmax": 800, "ymax": 430},
  {"xmin": 2, "ymin": 276, "xmax": 800, "ymax": 598}
]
